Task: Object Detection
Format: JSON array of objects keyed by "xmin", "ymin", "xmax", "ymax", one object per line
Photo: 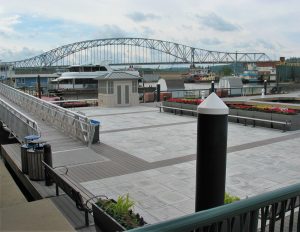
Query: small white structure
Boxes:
[
  {"xmin": 96, "ymin": 71, "xmax": 140, "ymax": 107},
  {"xmin": 218, "ymin": 76, "xmax": 243, "ymax": 96},
  {"xmin": 158, "ymin": 77, "xmax": 185, "ymax": 98}
]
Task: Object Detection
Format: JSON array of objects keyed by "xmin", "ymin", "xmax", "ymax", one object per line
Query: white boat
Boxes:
[{"xmin": 51, "ymin": 63, "xmax": 140, "ymax": 90}]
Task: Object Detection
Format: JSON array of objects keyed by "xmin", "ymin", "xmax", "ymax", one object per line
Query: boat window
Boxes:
[
  {"xmin": 74, "ymin": 79, "xmax": 98, "ymax": 84},
  {"xmin": 68, "ymin": 65, "xmax": 107, "ymax": 72},
  {"xmin": 59, "ymin": 79, "xmax": 73, "ymax": 84}
]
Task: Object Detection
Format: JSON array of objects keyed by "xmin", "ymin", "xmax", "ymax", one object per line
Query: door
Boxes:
[{"xmin": 117, "ymin": 84, "xmax": 130, "ymax": 106}]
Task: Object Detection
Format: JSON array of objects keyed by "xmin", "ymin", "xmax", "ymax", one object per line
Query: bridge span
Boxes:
[{"xmin": 3, "ymin": 38, "xmax": 271, "ymax": 68}]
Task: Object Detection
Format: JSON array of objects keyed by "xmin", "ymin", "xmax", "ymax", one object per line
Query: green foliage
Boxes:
[
  {"xmin": 222, "ymin": 66, "xmax": 233, "ymax": 76},
  {"xmin": 225, "ymin": 192, "xmax": 240, "ymax": 204},
  {"xmin": 109, "ymin": 194, "xmax": 135, "ymax": 217},
  {"xmin": 96, "ymin": 194, "xmax": 145, "ymax": 230}
]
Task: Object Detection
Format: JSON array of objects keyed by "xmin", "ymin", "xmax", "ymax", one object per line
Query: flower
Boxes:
[
  {"xmin": 228, "ymin": 104, "xmax": 298, "ymax": 115},
  {"xmin": 167, "ymin": 98, "xmax": 203, "ymax": 105}
]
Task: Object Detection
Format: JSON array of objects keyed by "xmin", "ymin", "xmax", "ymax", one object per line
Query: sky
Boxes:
[{"xmin": 0, "ymin": 0, "xmax": 299, "ymax": 62}]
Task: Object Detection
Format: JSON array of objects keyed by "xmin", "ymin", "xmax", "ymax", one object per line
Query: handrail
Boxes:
[
  {"xmin": 0, "ymin": 98, "xmax": 40, "ymax": 143},
  {"xmin": 128, "ymin": 183, "xmax": 300, "ymax": 232},
  {"xmin": 0, "ymin": 83, "xmax": 95, "ymax": 144}
]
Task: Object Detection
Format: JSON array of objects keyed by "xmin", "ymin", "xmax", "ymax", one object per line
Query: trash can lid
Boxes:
[
  {"xmin": 90, "ymin": 119, "xmax": 100, "ymax": 125},
  {"xmin": 30, "ymin": 139, "xmax": 47, "ymax": 144},
  {"xmin": 24, "ymin": 135, "xmax": 40, "ymax": 141}
]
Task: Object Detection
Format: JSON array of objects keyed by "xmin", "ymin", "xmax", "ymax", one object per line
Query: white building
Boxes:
[
  {"xmin": 219, "ymin": 76, "xmax": 243, "ymax": 96},
  {"xmin": 97, "ymin": 71, "xmax": 140, "ymax": 107},
  {"xmin": 157, "ymin": 77, "xmax": 185, "ymax": 98}
]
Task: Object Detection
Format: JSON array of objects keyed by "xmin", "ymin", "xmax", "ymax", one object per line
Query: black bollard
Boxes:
[
  {"xmin": 195, "ymin": 92, "xmax": 229, "ymax": 212},
  {"xmin": 264, "ymin": 80, "xmax": 267, "ymax": 95},
  {"xmin": 156, "ymin": 84, "xmax": 160, "ymax": 102},
  {"xmin": 210, "ymin": 81, "xmax": 215, "ymax": 94},
  {"xmin": 43, "ymin": 144, "xmax": 53, "ymax": 186}
]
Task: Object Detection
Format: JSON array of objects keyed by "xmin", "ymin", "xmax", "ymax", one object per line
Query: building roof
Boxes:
[{"xmin": 96, "ymin": 71, "xmax": 140, "ymax": 80}]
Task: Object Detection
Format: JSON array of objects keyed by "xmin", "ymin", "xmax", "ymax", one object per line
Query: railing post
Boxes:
[
  {"xmin": 264, "ymin": 80, "xmax": 267, "ymax": 95},
  {"xmin": 44, "ymin": 144, "xmax": 53, "ymax": 186},
  {"xmin": 210, "ymin": 81, "xmax": 215, "ymax": 94},
  {"xmin": 195, "ymin": 92, "xmax": 229, "ymax": 212}
]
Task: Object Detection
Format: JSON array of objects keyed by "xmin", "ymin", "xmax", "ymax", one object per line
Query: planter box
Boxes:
[
  {"xmin": 253, "ymin": 111, "xmax": 272, "ymax": 128},
  {"xmin": 92, "ymin": 203, "xmax": 126, "ymax": 232},
  {"xmin": 229, "ymin": 107, "xmax": 300, "ymax": 131},
  {"xmin": 162, "ymin": 101, "xmax": 198, "ymax": 116},
  {"xmin": 92, "ymin": 202, "xmax": 147, "ymax": 232},
  {"xmin": 271, "ymin": 113, "xmax": 300, "ymax": 131},
  {"xmin": 236, "ymin": 110, "xmax": 254, "ymax": 125}
]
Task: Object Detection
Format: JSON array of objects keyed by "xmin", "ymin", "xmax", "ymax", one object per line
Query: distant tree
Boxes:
[{"xmin": 222, "ymin": 66, "xmax": 233, "ymax": 76}]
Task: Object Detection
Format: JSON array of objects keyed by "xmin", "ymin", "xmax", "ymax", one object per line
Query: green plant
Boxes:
[
  {"xmin": 109, "ymin": 194, "xmax": 135, "ymax": 218},
  {"xmin": 96, "ymin": 194, "xmax": 145, "ymax": 230},
  {"xmin": 225, "ymin": 192, "xmax": 240, "ymax": 204}
]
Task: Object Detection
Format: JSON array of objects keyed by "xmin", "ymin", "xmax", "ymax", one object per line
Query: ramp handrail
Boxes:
[
  {"xmin": 0, "ymin": 98, "xmax": 40, "ymax": 143},
  {"xmin": 0, "ymin": 83, "xmax": 95, "ymax": 144}
]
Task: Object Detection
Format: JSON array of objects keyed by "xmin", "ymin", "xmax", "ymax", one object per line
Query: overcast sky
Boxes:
[{"xmin": 0, "ymin": 0, "xmax": 299, "ymax": 62}]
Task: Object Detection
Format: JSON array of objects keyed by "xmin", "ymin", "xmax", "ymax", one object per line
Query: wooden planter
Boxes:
[
  {"xmin": 236, "ymin": 110, "xmax": 254, "ymax": 124},
  {"xmin": 92, "ymin": 202, "xmax": 147, "ymax": 232},
  {"xmin": 92, "ymin": 203, "xmax": 126, "ymax": 232},
  {"xmin": 253, "ymin": 111, "xmax": 272, "ymax": 128}
]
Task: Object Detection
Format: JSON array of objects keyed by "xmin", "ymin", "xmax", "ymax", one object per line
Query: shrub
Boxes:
[
  {"xmin": 225, "ymin": 193, "xmax": 240, "ymax": 204},
  {"xmin": 96, "ymin": 194, "xmax": 145, "ymax": 230}
]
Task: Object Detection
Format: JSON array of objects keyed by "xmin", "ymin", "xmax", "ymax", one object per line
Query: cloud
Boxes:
[
  {"xmin": 255, "ymin": 39, "xmax": 276, "ymax": 50},
  {"xmin": 141, "ymin": 26, "xmax": 155, "ymax": 37},
  {"xmin": 0, "ymin": 47, "xmax": 44, "ymax": 61},
  {"xmin": 200, "ymin": 38, "xmax": 222, "ymax": 46},
  {"xmin": 94, "ymin": 24, "xmax": 129, "ymax": 38},
  {"xmin": 0, "ymin": 15, "xmax": 21, "ymax": 37},
  {"xmin": 197, "ymin": 13, "xmax": 239, "ymax": 32},
  {"xmin": 126, "ymin": 12, "xmax": 160, "ymax": 22}
]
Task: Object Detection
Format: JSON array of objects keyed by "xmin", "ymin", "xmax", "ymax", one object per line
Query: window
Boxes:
[
  {"xmin": 99, "ymin": 80, "xmax": 107, "ymax": 94},
  {"xmin": 108, "ymin": 81, "xmax": 114, "ymax": 94},
  {"xmin": 132, "ymin": 80, "xmax": 138, "ymax": 93}
]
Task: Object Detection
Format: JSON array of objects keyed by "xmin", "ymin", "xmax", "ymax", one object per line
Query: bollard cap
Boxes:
[{"xmin": 197, "ymin": 92, "xmax": 229, "ymax": 115}]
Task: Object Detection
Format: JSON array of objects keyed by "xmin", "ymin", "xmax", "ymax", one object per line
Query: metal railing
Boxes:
[
  {"xmin": 128, "ymin": 183, "xmax": 300, "ymax": 232},
  {"xmin": 0, "ymin": 83, "xmax": 95, "ymax": 144},
  {"xmin": 0, "ymin": 98, "xmax": 40, "ymax": 143},
  {"xmin": 162, "ymin": 86, "xmax": 273, "ymax": 99}
]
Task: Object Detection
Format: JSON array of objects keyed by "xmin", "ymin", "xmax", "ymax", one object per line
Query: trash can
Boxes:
[
  {"xmin": 90, "ymin": 120, "xmax": 100, "ymax": 144},
  {"xmin": 21, "ymin": 135, "xmax": 40, "ymax": 175},
  {"xmin": 27, "ymin": 147, "xmax": 45, "ymax": 180}
]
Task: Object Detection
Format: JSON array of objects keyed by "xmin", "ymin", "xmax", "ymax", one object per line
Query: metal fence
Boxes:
[
  {"xmin": 0, "ymin": 83, "xmax": 96, "ymax": 145},
  {"xmin": 128, "ymin": 183, "xmax": 300, "ymax": 232},
  {"xmin": 0, "ymin": 98, "xmax": 40, "ymax": 143},
  {"xmin": 165, "ymin": 86, "xmax": 272, "ymax": 99}
]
